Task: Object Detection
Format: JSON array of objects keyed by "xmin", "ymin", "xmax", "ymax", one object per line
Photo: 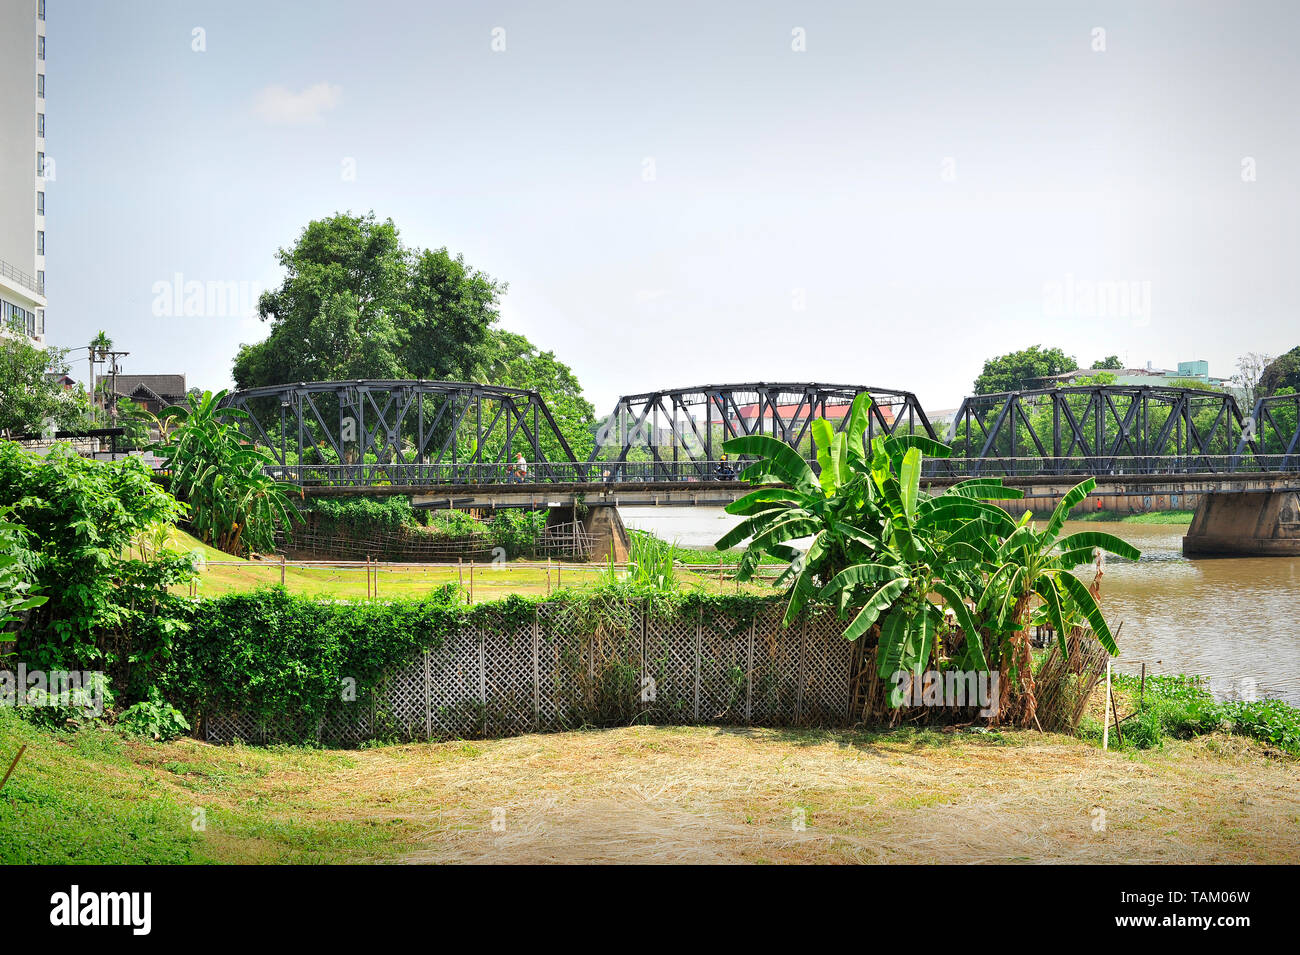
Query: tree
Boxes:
[
  {"xmin": 1090, "ymin": 355, "xmax": 1123, "ymax": 370},
  {"xmin": 1232, "ymin": 352, "xmax": 1272, "ymax": 411},
  {"xmin": 89, "ymin": 330, "xmax": 113, "ymax": 356},
  {"xmin": 477, "ymin": 330, "xmax": 597, "ymax": 459},
  {"xmin": 233, "ymin": 212, "xmax": 501, "ymax": 388},
  {"xmin": 405, "ymin": 247, "xmax": 503, "ymax": 381},
  {"xmin": 0, "ymin": 338, "xmax": 93, "ymax": 436},
  {"xmin": 1260, "ymin": 346, "xmax": 1300, "ymax": 398},
  {"xmin": 232, "ymin": 213, "xmax": 407, "ymax": 386},
  {"xmin": 974, "ymin": 346, "xmax": 1078, "ymax": 395}
]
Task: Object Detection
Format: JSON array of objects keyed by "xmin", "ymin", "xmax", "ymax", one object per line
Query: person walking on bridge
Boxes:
[{"xmin": 511, "ymin": 452, "xmax": 528, "ymax": 484}]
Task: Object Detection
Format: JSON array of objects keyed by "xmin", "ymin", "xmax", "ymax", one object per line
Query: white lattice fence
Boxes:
[{"xmin": 202, "ymin": 601, "xmax": 864, "ymax": 745}]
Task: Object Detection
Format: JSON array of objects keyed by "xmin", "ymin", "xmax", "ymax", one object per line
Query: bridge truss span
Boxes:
[
  {"xmin": 588, "ymin": 382, "xmax": 935, "ymax": 481},
  {"xmin": 219, "ymin": 380, "xmax": 581, "ymax": 486},
  {"xmin": 947, "ymin": 384, "xmax": 1257, "ymax": 476}
]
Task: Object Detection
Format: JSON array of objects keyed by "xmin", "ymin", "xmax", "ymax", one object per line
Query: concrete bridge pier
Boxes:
[
  {"xmin": 546, "ymin": 503, "xmax": 630, "ymax": 562},
  {"xmin": 1183, "ymin": 490, "xmax": 1300, "ymax": 557}
]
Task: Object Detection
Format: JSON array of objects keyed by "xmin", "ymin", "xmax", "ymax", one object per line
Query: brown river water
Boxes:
[{"xmin": 622, "ymin": 508, "xmax": 1300, "ymax": 705}]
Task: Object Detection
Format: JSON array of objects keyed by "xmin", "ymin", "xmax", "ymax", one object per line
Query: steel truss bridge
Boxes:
[{"xmin": 218, "ymin": 381, "xmax": 1300, "ymax": 487}]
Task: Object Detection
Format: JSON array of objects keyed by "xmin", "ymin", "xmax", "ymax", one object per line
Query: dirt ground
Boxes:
[{"xmin": 128, "ymin": 724, "xmax": 1300, "ymax": 864}]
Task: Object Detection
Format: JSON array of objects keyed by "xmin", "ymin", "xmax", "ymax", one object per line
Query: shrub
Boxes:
[
  {"xmin": 1222, "ymin": 699, "xmax": 1300, "ymax": 754},
  {"xmin": 0, "ymin": 441, "xmax": 193, "ymax": 692},
  {"xmin": 117, "ymin": 689, "xmax": 192, "ymax": 741}
]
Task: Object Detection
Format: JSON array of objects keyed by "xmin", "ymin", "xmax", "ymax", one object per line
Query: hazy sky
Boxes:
[{"xmin": 43, "ymin": 0, "xmax": 1300, "ymax": 414}]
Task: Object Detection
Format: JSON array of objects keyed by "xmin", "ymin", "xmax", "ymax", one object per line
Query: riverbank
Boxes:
[
  {"xmin": 1, "ymin": 707, "xmax": 1295, "ymax": 864},
  {"xmin": 1032, "ymin": 509, "xmax": 1195, "ymax": 524}
]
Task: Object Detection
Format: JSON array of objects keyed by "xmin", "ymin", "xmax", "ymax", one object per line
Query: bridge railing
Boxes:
[
  {"xmin": 923, "ymin": 454, "xmax": 1298, "ymax": 478},
  {"xmin": 263, "ymin": 459, "xmax": 750, "ymax": 487},
  {"xmin": 264, "ymin": 454, "xmax": 1300, "ymax": 487}
]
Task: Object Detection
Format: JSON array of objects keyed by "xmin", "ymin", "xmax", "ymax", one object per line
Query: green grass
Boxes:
[
  {"xmin": 0, "ymin": 708, "xmax": 412, "ymax": 863},
  {"xmin": 1027, "ymin": 509, "xmax": 1195, "ymax": 525},
  {"xmin": 1102, "ymin": 673, "xmax": 1300, "ymax": 755},
  {"xmin": 158, "ymin": 527, "xmax": 768, "ymax": 601}
]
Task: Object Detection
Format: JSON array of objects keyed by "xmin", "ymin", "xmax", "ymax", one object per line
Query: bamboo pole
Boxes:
[
  {"xmin": 366, "ymin": 555, "xmax": 372, "ymax": 599},
  {"xmin": 469, "ymin": 561, "xmax": 474, "ymax": 604},
  {"xmin": 0, "ymin": 745, "xmax": 26, "ymax": 791},
  {"xmin": 1102, "ymin": 656, "xmax": 1113, "ymax": 751},
  {"xmin": 547, "ymin": 558, "xmax": 552, "ymax": 595},
  {"xmin": 280, "ymin": 553, "xmax": 286, "ymax": 587}
]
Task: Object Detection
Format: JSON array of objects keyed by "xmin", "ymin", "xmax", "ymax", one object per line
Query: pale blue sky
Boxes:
[{"xmin": 42, "ymin": 0, "xmax": 1300, "ymax": 412}]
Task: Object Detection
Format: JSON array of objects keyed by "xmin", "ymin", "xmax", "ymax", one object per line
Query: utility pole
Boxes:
[{"xmin": 105, "ymin": 349, "xmax": 129, "ymax": 420}]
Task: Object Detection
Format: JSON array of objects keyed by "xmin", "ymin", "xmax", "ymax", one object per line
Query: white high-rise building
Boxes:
[{"xmin": 0, "ymin": 0, "xmax": 47, "ymax": 346}]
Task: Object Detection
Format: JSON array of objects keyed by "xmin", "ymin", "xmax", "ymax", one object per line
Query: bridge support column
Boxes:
[
  {"xmin": 1182, "ymin": 490, "xmax": 1300, "ymax": 557},
  {"xmin": 544, "ymin": 502, "xmax": 630, "ymax": 562},
  {"xmin": 582, "ymin": 504, "xmax": 630, "ymax": 562}
]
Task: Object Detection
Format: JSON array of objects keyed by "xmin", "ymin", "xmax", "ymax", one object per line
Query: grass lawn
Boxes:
[
  {"xmin": 1043, "ymin": 509, "xmax": 1196, "ymax": 524},
  {"xmin": 3, "ymin": 707, "xmax": 1295, "ymax": 865},
  {"xmin": 159, "ymin": 528, "xmax": 766, "ymax": 601}
]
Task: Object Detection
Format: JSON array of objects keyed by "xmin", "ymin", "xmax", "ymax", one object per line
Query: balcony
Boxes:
[{"xmin": 0, "ymin": 258, "xmax": 44, "ymax": 298}]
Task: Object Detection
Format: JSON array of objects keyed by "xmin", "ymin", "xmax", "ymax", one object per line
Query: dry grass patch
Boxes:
[{"xmin": 143, "ymin": 725, "xmax": 1300, "ymax": 865}]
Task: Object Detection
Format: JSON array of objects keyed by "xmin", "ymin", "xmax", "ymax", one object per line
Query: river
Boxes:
[{"xmin": 622, "ymin": 507, "xmax": 1300, "ymax": 705}]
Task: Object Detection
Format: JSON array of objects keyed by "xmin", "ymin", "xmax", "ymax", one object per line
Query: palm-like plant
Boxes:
[
  {"xmin": 716, "ymin": 393, "xmax": 1138, "ymax": 725},
  {"xmin": 152, "ymin": 390, "xmax": 301, "ymax": 556},
  {"xmin": 965, "ymin": 478, "xmax": 1139, "ymax": 723}
]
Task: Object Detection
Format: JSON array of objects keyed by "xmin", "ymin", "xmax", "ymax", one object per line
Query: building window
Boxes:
[
  {"xmin": 38, "ymin": 36, "xmax": 45, "ymax": 60},
  {"xmin": 39, "ymin": 0, "xmax": 45, "ymax": 20},
  {"xmin": 37, "ymin": 74, "xmax": 44, "ymax": 97},
  {"xmin": 37, "ymin": 309, "xmax": 44, "ymax": 336},
  {"xmin": 37, "ymin": 113, "xmax": 44, "ymax": 136},
  {"xmin": 37, "ymin": 270, "xmax": 44, "ymax": 289},
  {"xmin": 37, "ymin": 151, "xmax": 44, "ymax": 176},
  {"xmin": 37, "ymin": 191, "xmax": 44, "ymax": 214},
  {"xmin": 37, "ymin": 231, "xmax": 44, "ymax": 255}
]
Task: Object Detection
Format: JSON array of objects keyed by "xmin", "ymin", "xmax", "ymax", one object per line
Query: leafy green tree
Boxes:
[
  {"xmin": 974, "ymin": 345, "xmax": 1078, "ymax": 395},
  {"xmin": 88, "ymin": 330, "xmax": 113, "ymax": 356},
  {"xmin": 233, "ymin": 213, "xmax": 407, "ymax": 386},
  {"xmin": 477, "ymin": 330, "xmax": 597, "ymax": 459},
  {"xmin": 233, "ymin": 212, "xmax": 501, "ymax": 388},
  {"xmin": 153, "ymin": 390, "xmax": 302, "ymax": 555},
  {"xmin": 0, "ymin": 338, "xmax": 93, "ymax": 435},
  {"xmin": 1090, "ymin": 355, "xmax": 1123, "ymax": 369},
  {"xmin": 1260, "ymin": 346, "xmax": 1300, "ymax": 397},
  {"xmin": 405, "ymin": 247, "xmax": 502, "ymax": 381}
]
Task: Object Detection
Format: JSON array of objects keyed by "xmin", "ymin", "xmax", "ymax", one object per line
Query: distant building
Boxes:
[
  {"xmin": 1037, "ymin": 360, "xmax": 1229, "ymax": 389},
  {"xmin": 96, "ymin": 373, "xmax": 187, "ymax": 415},
  {"xmin": 924, "ymin": 407, "xmax": 961, "ymax": 436},
  {"xmin": 730, "ymin": 400, "xmax": 895, "ymax": 429},
  {"xmin": 0, "ymin": 0, "xmax": 47, "ymax": 347}
]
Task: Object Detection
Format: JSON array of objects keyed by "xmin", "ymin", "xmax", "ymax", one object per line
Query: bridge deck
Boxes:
[{"xmin": 300, "ymin": 471, "xmax": 1300, "ymax": 506}]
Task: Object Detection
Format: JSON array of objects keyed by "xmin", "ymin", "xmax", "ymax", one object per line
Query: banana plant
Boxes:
[
  {"xmin": 716, "ymin": 391, "xmax": 1139, "ymax": 719},
  {"xmin": 967, "ymin": 477, "xmax": 1139, "ymax": 720},
  {"xmin": 716, "ymin": 395, "xmax": 1020, "ymax": 699},
  {"xmin": 152, "ymin": 390, "xmax": 301, "ymax": 556},
  {"xmin": 715, "ymin": 393, "xmax": 893, "ymax": 626}
]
